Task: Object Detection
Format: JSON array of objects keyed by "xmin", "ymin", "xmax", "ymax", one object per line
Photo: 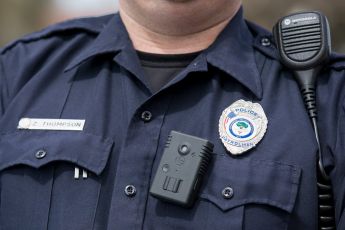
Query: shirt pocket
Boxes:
[
  {"xmin": 199, "ymin": 157, "xmax": 301, "ymax": 230},
  {"xmin": 0, "ymin": 131, "xmax": 113, "ymax": 230}
]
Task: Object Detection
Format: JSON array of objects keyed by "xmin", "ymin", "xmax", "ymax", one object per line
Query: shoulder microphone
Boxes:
[
  {"xmin": 273, "ymin": 11, "xmax": 331, "ymax": 70},
  {"xmin": 273, "ymin": 11, "xmax": 335, "ymax": 230},
  {"xmin": 273, "ymin": 12, "xmax": 330, "ymax": 120}
]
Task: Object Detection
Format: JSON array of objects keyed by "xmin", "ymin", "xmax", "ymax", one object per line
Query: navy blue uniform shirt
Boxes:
[{"xmin": 1, "ymin": 8, "xmax": 345, "ymax": 230}]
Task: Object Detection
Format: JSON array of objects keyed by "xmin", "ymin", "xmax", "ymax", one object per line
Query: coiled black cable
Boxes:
[{"xmin": 301, "ymin": 86, "xmax": 336, "ymax": 230}]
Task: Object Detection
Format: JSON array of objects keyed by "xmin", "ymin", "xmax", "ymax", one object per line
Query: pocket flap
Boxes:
[
  {"xmin": 0, "ymin": 131, "xmax": 114, "ymax": 175},
  {"xmin": 200, "ymin": 158, "xmax": 301, "ymax": 213}
]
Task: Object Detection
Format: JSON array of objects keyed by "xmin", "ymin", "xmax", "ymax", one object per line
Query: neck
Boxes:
[{"xmin": 119, "ymin": 3, "xmax": 241, "ymax": 54}]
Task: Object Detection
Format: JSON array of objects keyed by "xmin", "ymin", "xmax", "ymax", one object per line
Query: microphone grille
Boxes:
[{"xmin": 280, "ymin": 13, "xmax": 322, "ymax": 62}]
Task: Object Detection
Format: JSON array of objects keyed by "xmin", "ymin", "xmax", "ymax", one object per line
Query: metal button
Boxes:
[
  {"xmin": 125, "ymin": 185, "xmax": 137, "ymax": 197},
  {"xmin": 141, "ymin": 111, "xmax": 153, "ymax": 122},
  {"xmin": 35, "ymin": 149, "xmax": 47, "ymax": 159},
  {"xmin": 261, "ymin": 37, "xmax": 271, "ymax": 47},
  {"xmin": 222, "ymin": 187, "xmax": 234, "ymax": 199}
]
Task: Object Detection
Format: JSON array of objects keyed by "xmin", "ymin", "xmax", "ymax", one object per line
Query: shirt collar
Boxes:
[
  {"xmin": 204, "ymin": 7, "xmax": 262, "ymax": 99},
  {"xmin": 65, "ymin": 8, "xmax": 262, "ymax": 99},
  {"xmin": 64, "ymin": 14, "xmax": 130, "ymax": 72}
]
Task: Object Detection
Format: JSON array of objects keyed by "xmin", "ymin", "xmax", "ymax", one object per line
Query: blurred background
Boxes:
[{"xmin": 1, "ymin": 0, "xmax": 345, "ymax": 52}]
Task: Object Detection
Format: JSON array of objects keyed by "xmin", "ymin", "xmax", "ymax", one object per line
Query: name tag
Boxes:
[{"xmin": 18, "ymin": 118, "xmax": 85, "ymax": 131}]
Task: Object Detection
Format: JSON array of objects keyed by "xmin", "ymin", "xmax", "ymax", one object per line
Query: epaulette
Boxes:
[
  {"xmin": 0, "ymin": 14, "xmax": 114, "ymax": 55},
  {"xmin": 246, "ymin": 20, "xmax": 279, "ymax": 61}
]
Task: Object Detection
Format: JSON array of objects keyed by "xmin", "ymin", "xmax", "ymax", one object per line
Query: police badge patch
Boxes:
[{"xmin": 219, "ymin": 100, "xmax": 268, "ymax": 155}]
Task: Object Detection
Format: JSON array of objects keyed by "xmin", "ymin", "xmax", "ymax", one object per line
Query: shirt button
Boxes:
[
  {"xmin": 261, "ymin": 37, "xmax": 271, "ymax": 47},
  {"xmin": 125, "ymin": 185, "xmax": 137, "ymax": 197},
  {"xmin": 35, "ymin": 149, "xmax": 47, "ymax": 159},
  {"xmin": 222, "ymin": 187, "xmax": 234, "ymax": 199},
  {"xmin": 141, "ymin": 111, "xmax": 153, "ymax": 122}
]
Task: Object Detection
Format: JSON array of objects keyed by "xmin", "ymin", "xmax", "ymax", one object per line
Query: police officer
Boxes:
[{"xmin": 1, "ymin": 0, "xmax": 345, "ymax": 229}]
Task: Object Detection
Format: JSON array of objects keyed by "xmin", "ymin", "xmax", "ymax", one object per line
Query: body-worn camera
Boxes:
[{"xmin": 150, "ymin": 131, "xmax": 214, "ymax": 207}]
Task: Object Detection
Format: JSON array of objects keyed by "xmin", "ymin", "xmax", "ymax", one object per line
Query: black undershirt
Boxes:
[{"xmin": 137, "ymin": 51, "xmax": 201, "ymax": 93}]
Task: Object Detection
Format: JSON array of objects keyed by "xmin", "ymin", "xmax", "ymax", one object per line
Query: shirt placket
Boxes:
[
  {"xmin": 107, "ymin": 97, "xmax": 171, "ymax": 229},
  {"xmin": 106, "ymin": 48, "xmax": 207, "ymax": 229}
]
